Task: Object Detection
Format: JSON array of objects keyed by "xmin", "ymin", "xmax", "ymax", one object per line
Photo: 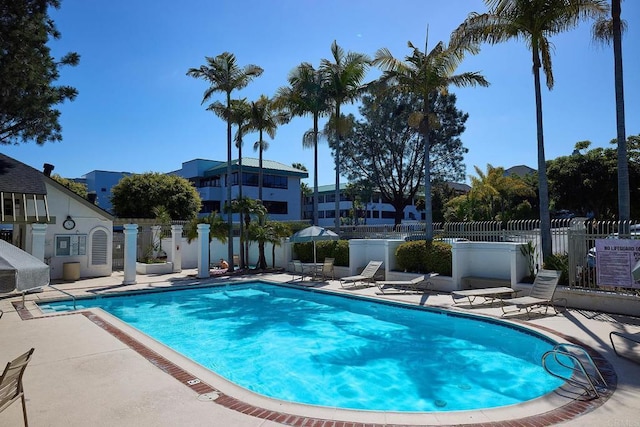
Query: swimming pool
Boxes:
[{"xmin": 39, "ymin": 282, "xmax": 565, "ymax": 412}]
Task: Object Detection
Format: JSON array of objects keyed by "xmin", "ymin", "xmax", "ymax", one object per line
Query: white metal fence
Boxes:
[{"xmin": 336, "ymin": 219, "xmax": 640, "ymax": 295}]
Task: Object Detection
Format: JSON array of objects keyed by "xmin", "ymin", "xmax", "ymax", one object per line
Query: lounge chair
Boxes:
[
  {"xmin": 340, "ymin": 261, "xmax": 383, "ymax": 288},
  {"xmin": 609, "ymin": 331, "xmax": 640, "ymax": 361},
  {"xmin": 376, "ymin": 273, "xmax": 439, "ymax": 294},
  {"xmin": 0, "ymin": 348, "xmax": 35, "ymax": 427},
  {"xmin": 451, "ymin": 286, "xmax": 518, "ymax": 306},
  {"xmin": 500, "ymin": 269, "xmax": 563, "ymax": 318},
  {"xmin": 313, "ymin": 258, "xmax": 335, "ymax": 281}
]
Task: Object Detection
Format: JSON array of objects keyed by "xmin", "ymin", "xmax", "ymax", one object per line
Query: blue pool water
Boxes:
[{"xmin": 39, "ymin": 282, "xmax": 565, "ymax": 411}]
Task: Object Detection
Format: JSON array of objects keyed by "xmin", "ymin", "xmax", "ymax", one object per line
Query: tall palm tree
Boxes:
[
  {"xmin": 452, "ymin": 0, "xmax": 607, "ymax": 261},
  {"xmin": 373, "ymin": 36, "xmax": 488, "ymax": 241},
  {"xmin": 208, "ymin": 98, "xmax": 252, "ymax": 267},
  {"xmin": 320, "ymin": 41, "xmax": 370, "ymax": 232},
  {"xmin": 593, "ymin": 0, "xmax": 628, "ymax": 224},
  {"xmin": 275, "ymin": 63, "xmax": 331, "ymax": 226},
  {"xmin": 248, "ymin": 95, "xmax": 288, "ymax": 202},
  {"xmin": 186, "ymin": 52, "xmax": 263, "ymax": 270}
]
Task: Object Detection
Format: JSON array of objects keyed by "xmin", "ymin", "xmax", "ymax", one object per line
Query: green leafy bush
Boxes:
[
  {"xmin": 543, "ymin": 252, "xmax": 569, "ymax": 285},
  {"xmin": 293, "ymin": 240, "xmax": 349, "ymax": 266},
  {"xmin": 395, "ymin": 240, "xmax": 452, "ymax": 275}
]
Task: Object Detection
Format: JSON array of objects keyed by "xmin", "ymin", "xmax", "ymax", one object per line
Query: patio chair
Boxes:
[
  {"xmin": 609, "ymin": 331, "xmax": 640, "ymax": 361},
  {"xmin": 376, "ymin": 273, "xmax": 439, "ymax": 295},
  {"xmin": 500, "ymin": 269, "xmax": 563, "ymax": 318},
  {"xmin": 340, "ymin": 261, "xmax": 383, "ymax": 288},
  {"xmin": 313, "ymin": 258, "xmax": 335, "ymax": 281},
  {"xmin": 0, "ymin": 348, "xmax": 35, "ymax": 427},
  {"xmin": 290, "ymin": 260, "xmax": 312, "ymax": 282}
]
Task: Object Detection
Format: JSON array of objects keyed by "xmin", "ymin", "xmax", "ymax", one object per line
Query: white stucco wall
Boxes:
[{"xmin": 39, "ymin": 183, "xmax": 113, "ymax": 280}]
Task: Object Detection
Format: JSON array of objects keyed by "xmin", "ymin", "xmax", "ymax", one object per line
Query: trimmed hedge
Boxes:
[
  {"xmin": 293, "ymin": 240, "xmax": 349, "ymax": 266},
  {"xmin": 395, "ymin": 240, "xmax": 452, "ymax": 276}
]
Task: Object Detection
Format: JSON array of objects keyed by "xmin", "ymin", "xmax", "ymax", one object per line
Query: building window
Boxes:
[
  {"xmin": 201, "ymin": 201, "xmax": 221, "ymax": 214},
  {"xmin": 263, "ymin": 201, "xmax": 288, "ymax": 215},
  {"xmin": 382, "ymin": 211, "xmax": 396, "ymax": 219},
  {"xmin": 325, "ymin": 194, "xmax": 335, "ymax": 203},
  {"xmin": 325, "ymin": 210, "xmax": 335, "ymax": 218}
]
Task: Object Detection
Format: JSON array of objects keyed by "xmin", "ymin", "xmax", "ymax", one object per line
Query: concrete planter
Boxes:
[{"xmin": 136, "ymin": 261, "xmax": 173, "ymax": 275}]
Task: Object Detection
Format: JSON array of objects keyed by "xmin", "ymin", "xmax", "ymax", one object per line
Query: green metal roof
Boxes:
[{"xmin": 204, "ymin": 158, "xmax": 308, "ymax": 178}]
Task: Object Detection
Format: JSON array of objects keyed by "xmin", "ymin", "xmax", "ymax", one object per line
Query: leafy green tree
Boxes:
[
  {"xmin": 320, "ymin": 41, "xmax": 370, "ymax": 231},
  {"xmin": 111, "ymin": 173, "xmax": 201, "ymax": 219},
  {"xmin": 373, "ymin": 35, "xmax": 488, "ymax": 238},
  {"xmin": 50, "ymin": 174, "xmax": 88, "ymax": 199},
  {"xmin": 340, "ymin": 81, "xmax": 473, "ymax": 225},
  {"xmin": 248, "ymin": 95, "xmax": 288, "ymax": 201},
  {"xmin": 452, "ymin": 0, "xmax": 608, "ymax": 261},
  {"xmin": 593, "ymin": 0, "xmax": 629, "ymax": 221},
  {"xmin": 187, "ymin": 52, "xmax": 263, "ymax": 270},
  {"xmin": 276, "ymin": 63, "xmax": 332, "ymax": 225},
  {"xmin": 547, "ymin": 137, "xmax": 640, "ymax": 219},
  {"xmin": 1, "ymin": 0, "xmax": 80, "ymax": 145}
]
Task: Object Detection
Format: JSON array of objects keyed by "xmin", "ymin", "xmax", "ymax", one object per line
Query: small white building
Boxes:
[{"xmin": 0, "ymin": 154, "xmax": 114, "ymax": 280}]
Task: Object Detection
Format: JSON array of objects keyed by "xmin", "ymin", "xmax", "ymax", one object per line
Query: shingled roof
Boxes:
[{"xmin": 0, "ymin": 153, "xmax": 47, "ymax": 194}]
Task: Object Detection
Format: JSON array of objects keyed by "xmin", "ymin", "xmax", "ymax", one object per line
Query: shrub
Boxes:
[
  {"xmin": 293, "ymin": 240, "xmax": 349, "ymax": 266},
  {"xmin": 395, "ymin": 240, "xmax": 452, "ymax": 275},
  {"xmin": 543, "ymin": 252, "xmax": 569, "ymax": 285}
]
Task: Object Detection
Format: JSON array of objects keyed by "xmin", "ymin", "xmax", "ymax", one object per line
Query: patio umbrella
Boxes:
[
  {"xmin": 289, "ymin": 226, "xmax": 339, "ymax": 265},
  {"xmin": 0, "ymin": 240, "xmax": 49, "ymax": 293}
]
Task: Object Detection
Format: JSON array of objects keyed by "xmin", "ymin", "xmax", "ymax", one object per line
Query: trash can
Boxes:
[{"xmin": 62, "ymin": 262, "xmax": 80, "ymax": 281}]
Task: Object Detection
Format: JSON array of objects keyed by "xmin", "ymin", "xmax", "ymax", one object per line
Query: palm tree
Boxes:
[
  {"xmin": 275, "ymin": 63, "xmax": 332, "ymax": 225},
  {"xmin": 452, "ymin": 0, "xmax": 607, "ymax": 261},
  {"xmin": 207, "ymin": 98, "xmax": 253, "ymax": 268},
  {"xmin": 373, "ymin": 36, "xmax": 488, "ymax": 241},
  {"xmin": 593, "ymin": 0, "xmax": 629, "ymax": 224},
  {"xmin": 187, "ymin": 52, "xmax": 263, "ymax": 270},
  {"xmin": 184, "ymin": 212, "xmax": 229, "ymax": 267},
  {"xmin": 248, "ymin": 95, "xmax": 288, "ymax": 202},
  {"xmin": 320, "ymin": 41, "xmax": 370, "ymax": 232}
]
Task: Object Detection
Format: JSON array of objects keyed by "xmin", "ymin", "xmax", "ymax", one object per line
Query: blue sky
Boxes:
[{"xmin": 4, "ymin": 0, "xmax": 639, "ymax": 187}]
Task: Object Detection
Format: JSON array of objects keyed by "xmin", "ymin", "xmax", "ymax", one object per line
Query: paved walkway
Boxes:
[{"xmin": 1, "ymin": 269, "xmax": 639, "ymax": 426}]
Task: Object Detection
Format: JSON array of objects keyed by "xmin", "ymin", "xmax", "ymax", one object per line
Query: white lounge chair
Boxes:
[
  {"xmin": 501, "ymin": 269, "xmax": 563, "ymax": 318},
  {"xmin": 375, "ymin": 273, "xmax": 439, "ymax": 294},
  {"xmin": 451, "ymin": 286, "xmax": 518, "ymax": 306},
  {"xmin": 340, "ymin": 261, "xmax": 383, "ymax": 288}
]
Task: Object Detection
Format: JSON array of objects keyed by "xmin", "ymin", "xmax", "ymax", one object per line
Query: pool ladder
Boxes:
[
  {"xmin": 541, "ymin": 343, "xmax": 607, "ymax": 399},
  {"xmin": 49, "ymin": 284, "xmax": 77, "ymax": 310}
]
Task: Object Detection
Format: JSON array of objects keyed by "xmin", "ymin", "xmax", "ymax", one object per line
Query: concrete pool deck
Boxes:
[{"xmin": 1, "ymin": 269, "xmax": 639, "ymax": 426}]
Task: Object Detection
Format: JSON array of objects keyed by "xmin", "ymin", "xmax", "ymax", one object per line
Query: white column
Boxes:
[
  {"xmin": 30, "ymin": 223, "xmax": 47, "ymax": 262},
  {"xmin": 171, "ymin": 225, "xmax": 183, "ymax": 273},
  {"xmin": 123, "ymin": 224, "xmax": 138, "ymax": 285},
  {"xmin": 197, "ymin": 223, "xmax": 210, "ymax": 279}
]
